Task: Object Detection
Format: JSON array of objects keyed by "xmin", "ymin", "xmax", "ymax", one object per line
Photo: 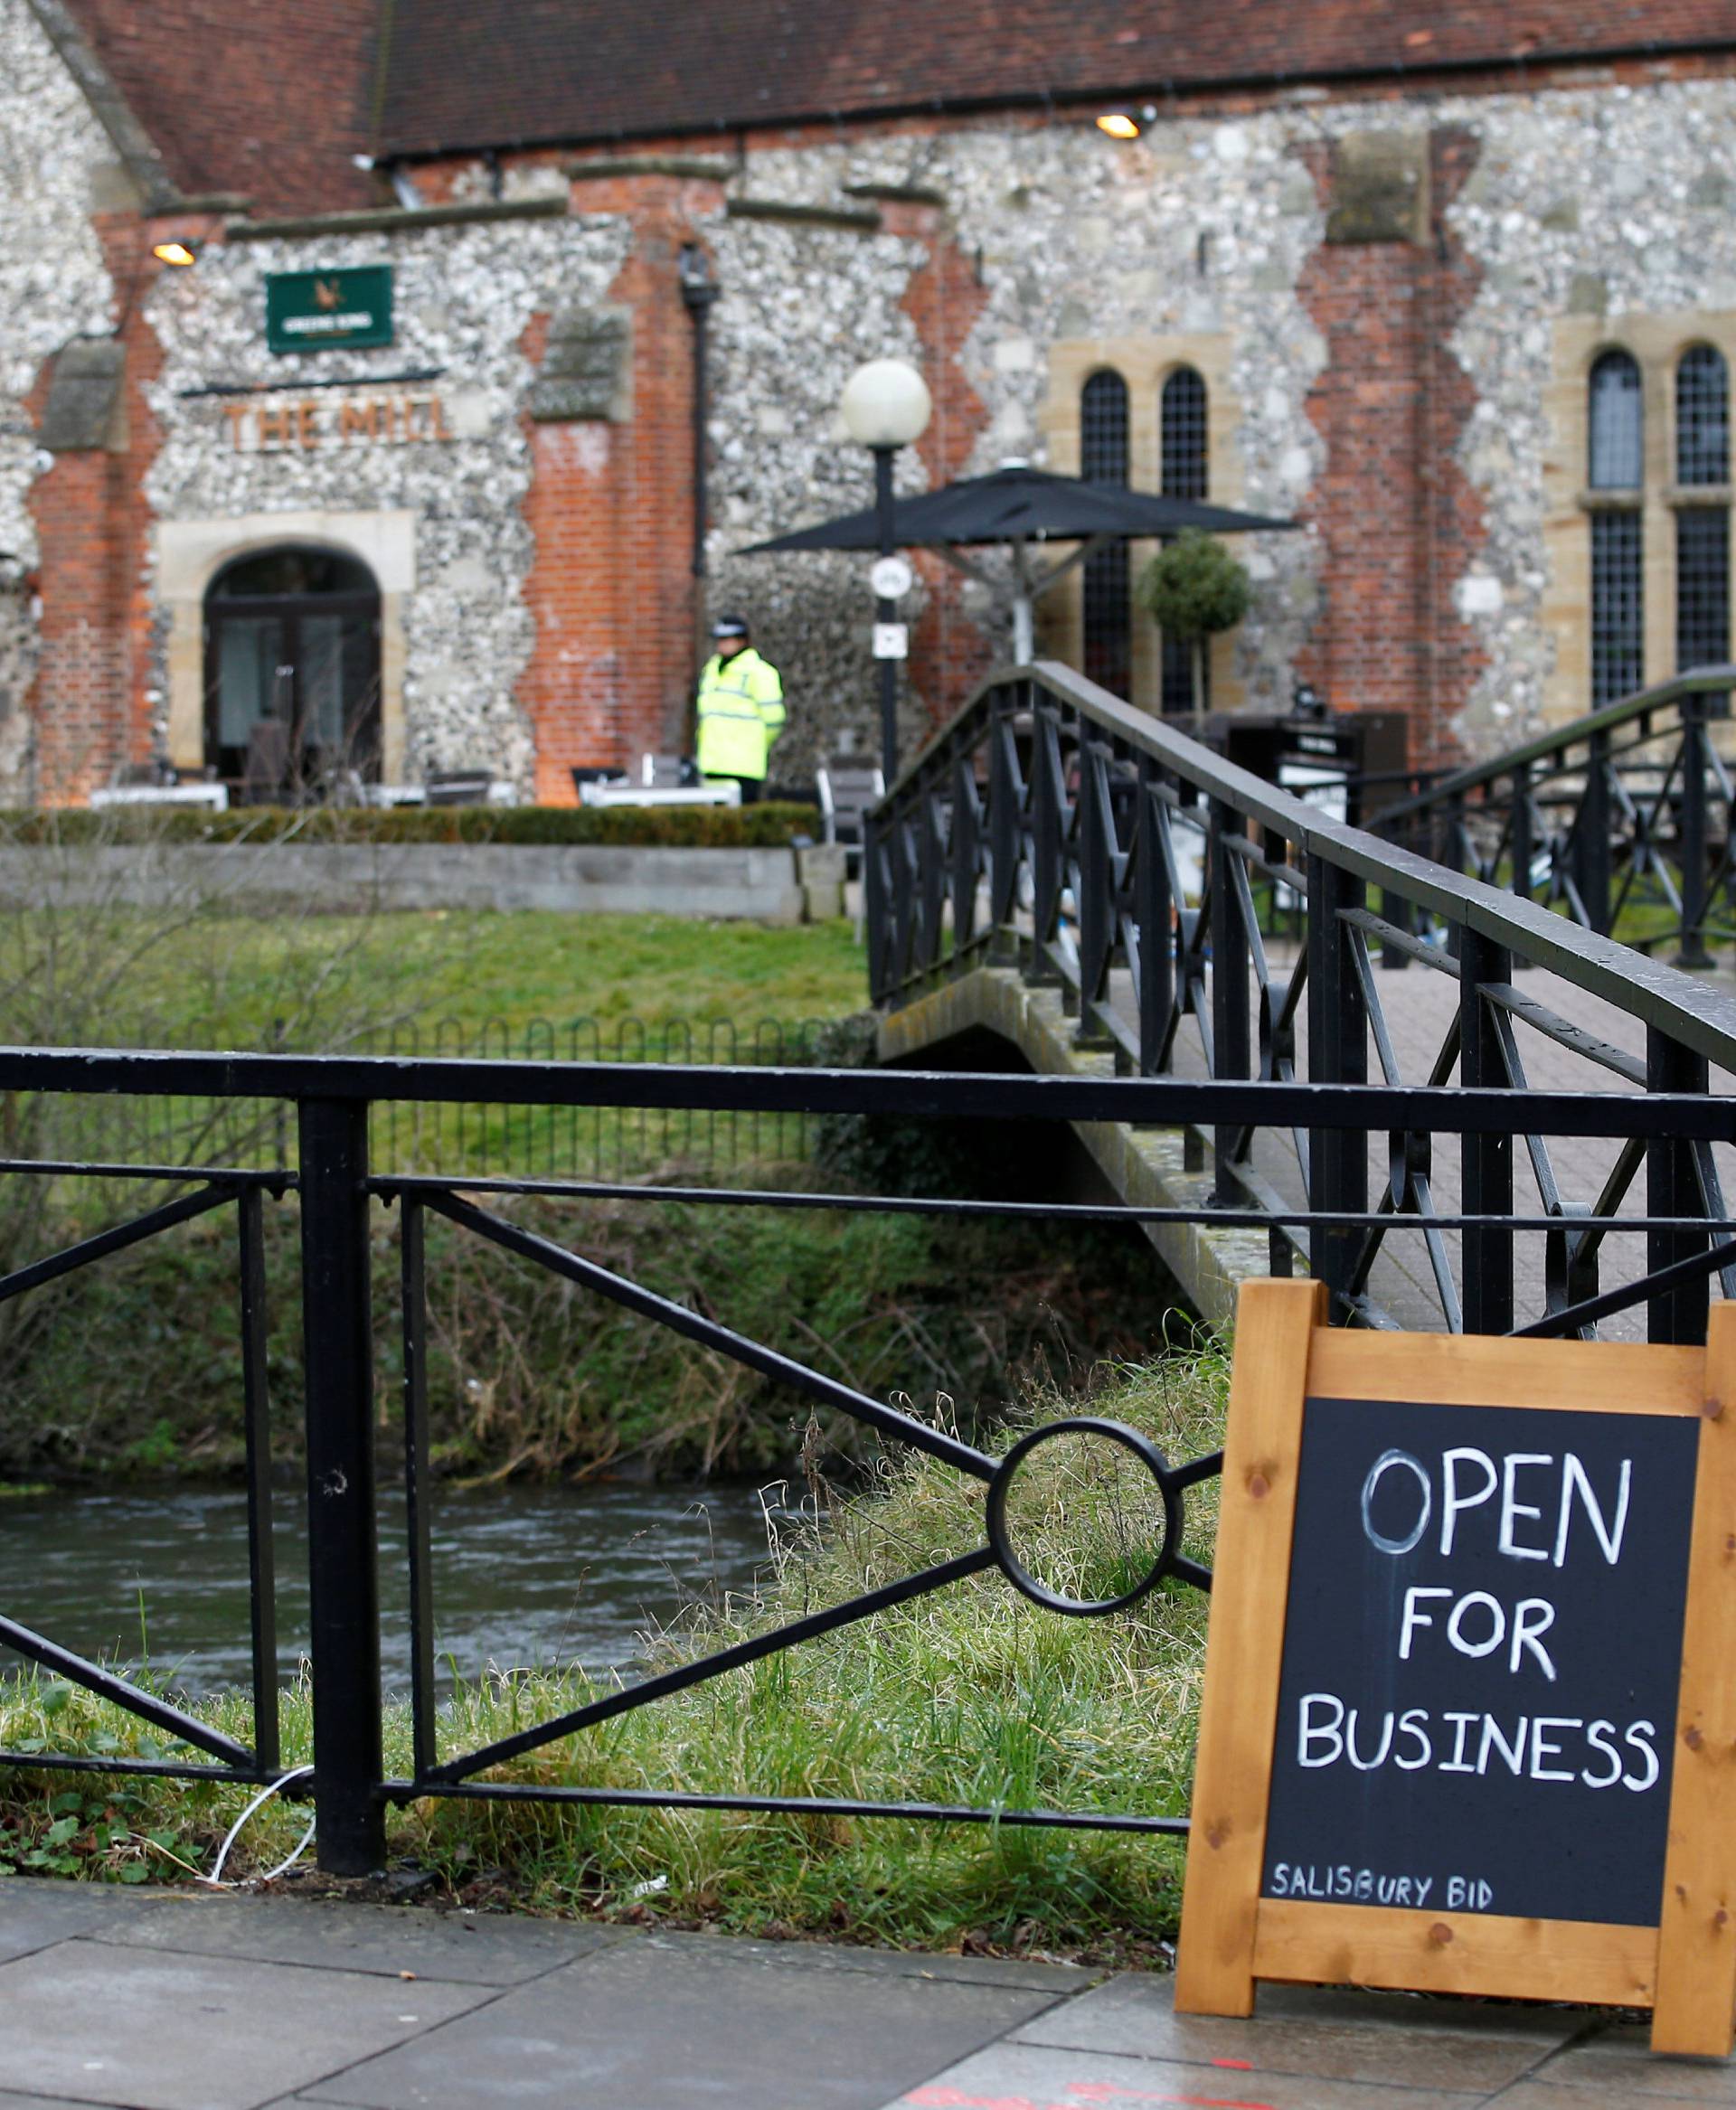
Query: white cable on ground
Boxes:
[{"xmin": 200, "ymin": 1763, "xmax": 316, "ymax": 1889}]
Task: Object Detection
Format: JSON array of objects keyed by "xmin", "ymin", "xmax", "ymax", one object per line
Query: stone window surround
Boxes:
[
  {"xmin": 1542, "ymin": 314, "xmax": 1736, "ymax": 729},
  {"xmin": 1038, "ymin": 336, "xmax": 1245, "ymax": 716},
  {"xmin": 155, "ymin": 510, "xmax": 415, "ymax": 782}
]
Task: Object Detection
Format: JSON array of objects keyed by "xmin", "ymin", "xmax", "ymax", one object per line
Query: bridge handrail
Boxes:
[
  {"xmin": 1369, "ymin": 663, "xmax": 1736, "ymax": 828},
  {"xmin": 872, "ymin": 658, "xmax": 1736, "ymax": 1073},
  {"xmin": 865, "ymin": 657, "xmax": 1736, "ymax": 1339}
]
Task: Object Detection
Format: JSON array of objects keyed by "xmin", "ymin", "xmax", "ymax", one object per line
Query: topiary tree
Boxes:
[{"xmin": 1134, "ymin": 530, "xmax": 1252, "ymax": 716}]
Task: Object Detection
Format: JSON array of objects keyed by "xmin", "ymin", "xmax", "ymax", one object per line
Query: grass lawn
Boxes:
[{"xmin": 7, "ymin": 910, "xmax": 870, "ymax": 1050}]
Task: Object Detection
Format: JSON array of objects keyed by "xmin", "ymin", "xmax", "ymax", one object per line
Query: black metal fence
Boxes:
[
  {"xmin": 1, "ymin": 1015, "xmax": 830, "ymax": 1183},
  {"xmin": 864, "ymin": 660, "xmax": 1736, "ymax": 1337},
  {"xmin": 3, "ymin": 1048, "xmax": 1734, "ymax": 1872},
  {"xmin": 1367, "ymin": 663, "xmax": 1736, "ymax": 966}
]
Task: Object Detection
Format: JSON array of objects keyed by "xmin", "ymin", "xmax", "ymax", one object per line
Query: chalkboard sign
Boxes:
[
  {"xmin": 1176, "ymin": 1281, "xmax": 1736, "ymax": 2059},
  {"xmin": 1264, "ymin": 1395, "xmax": 1696, "ymax": 1928}
]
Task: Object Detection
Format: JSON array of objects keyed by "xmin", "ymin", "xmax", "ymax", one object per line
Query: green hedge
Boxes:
[{"xmin": 0, "ymin": 802, "xmax": 821, "ymax": 850}]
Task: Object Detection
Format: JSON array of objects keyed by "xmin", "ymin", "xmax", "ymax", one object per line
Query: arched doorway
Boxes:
[{"xmin": 203, "ymin": 545, "xmax": 382, "ymax": 798}]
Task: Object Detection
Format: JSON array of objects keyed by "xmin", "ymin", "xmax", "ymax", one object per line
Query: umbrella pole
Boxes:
[{"xmin": 1012, "ymin": 539, "xmax": 1034, "ymax": 666}]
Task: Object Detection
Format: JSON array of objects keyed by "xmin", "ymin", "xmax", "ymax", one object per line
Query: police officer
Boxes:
[{"xmin": 694, "ymin": 615, "xmax": 785, "ymax": 803}]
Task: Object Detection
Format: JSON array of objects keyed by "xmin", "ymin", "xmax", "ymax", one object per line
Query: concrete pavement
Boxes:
[{"xmin": 0, "ymin": 1882, "xmax": 1731, "ymax": 2109}]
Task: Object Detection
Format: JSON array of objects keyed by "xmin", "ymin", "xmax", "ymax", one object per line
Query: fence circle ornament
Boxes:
[{"xmin": 985, "ymin": 1416, "xmax": 1182, "ymax": 1615}]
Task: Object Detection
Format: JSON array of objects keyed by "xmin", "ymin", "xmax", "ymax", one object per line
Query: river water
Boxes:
[{"xmin": 0, "ymin": 1481, "xmax": 786, "ymax": 1700}]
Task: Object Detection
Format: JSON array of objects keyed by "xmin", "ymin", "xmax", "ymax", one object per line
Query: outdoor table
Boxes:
[
  {"xmin": 89, "ymin": 782, "xmax": 230, "ymax": 812},
  {"xmin": 577, "ymin": 782, "xmax": 741, "ymax": 808}
]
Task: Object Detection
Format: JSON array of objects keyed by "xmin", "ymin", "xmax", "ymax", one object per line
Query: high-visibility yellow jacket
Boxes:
[{"xmin": 695, "ymin": 647, "xmax": 786, "ymax": 780}]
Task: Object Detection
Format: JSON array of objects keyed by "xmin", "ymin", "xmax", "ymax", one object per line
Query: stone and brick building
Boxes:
[{"xmin": 3, "ymin": 0, "xmax": 1735, "ymax": 802}]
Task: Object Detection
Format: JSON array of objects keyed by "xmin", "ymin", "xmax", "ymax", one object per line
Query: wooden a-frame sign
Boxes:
[{"xmin": 1176, "ymin": 1278, "xmax": 1736, "ymax": 2058}]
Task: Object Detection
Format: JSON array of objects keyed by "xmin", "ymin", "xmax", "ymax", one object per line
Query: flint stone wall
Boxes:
[
  {"xmin": 143, "ymin": 213, "xmax": 633, "ymax": 787},
  {"xmin": 0, "ymin": 0, "xmax": 116, "ymax": 796}
]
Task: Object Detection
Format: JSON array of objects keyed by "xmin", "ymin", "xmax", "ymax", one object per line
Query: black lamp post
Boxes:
[{"xmin": 839, "ymin": 359, "xmax": 932, "ymax": 782}]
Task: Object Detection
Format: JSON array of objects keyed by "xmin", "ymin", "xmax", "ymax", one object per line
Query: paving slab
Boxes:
[
  {"xmin": 92, "ymin": 1889, "xmax": 624, "ymax": 1985},
  {"xmin": 0, "ymin": 2095, "xmax": 113, "ymax": 2109},
  {"xmin": 297, "ymin": 1927, "xmax": 1064, "ymax": 2110},
  {"xmin": 1012, "ymin": 1975, "xmax": 1590, "ymax": 2095},
  {"xmin": 1497, "ymin": 2022, "xmax": 1736, "ymax": 2101},
  {"xmin": 0, "ymin": 1878, "xmax": 139, "ymax": 1964},
  {"xmin": 883, "ymin": 2033, "xmax": 1492, "ymax": 2109},
  {"xmin": 0, "ymin": 1940, "xmax": 494, "ymax": 2110},
  {"xmin": 679, "ymin": 1930, "xmax": 1097, "ymax": 1993}
]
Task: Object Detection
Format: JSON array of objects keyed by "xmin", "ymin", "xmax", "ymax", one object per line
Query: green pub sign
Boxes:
[{"xmin": 266, "ymin": 266, "xmax": 393, "ymax": 354}]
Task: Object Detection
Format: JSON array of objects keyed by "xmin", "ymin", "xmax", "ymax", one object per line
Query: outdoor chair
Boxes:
[
  {"xmin": 242, "ymin": 720, "xmax": 290, "ymax": 805},
  {"xmin": 640, "ymin": 753, "xmax": 697, "ymax": 788},
  {"xmin": 426, "ymin": 769, "xmax": 495, "ymax": 806},
  {"xmin": 815, "ymin": 761, "xmax": 884, "ymax": 882}
]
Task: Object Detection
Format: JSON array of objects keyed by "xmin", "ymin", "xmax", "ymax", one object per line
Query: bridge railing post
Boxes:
[
  {"xmin": 1678, "ymin": 695, "xmax": 1712, "ymax": 968},
  {"xmin": 1575, "ymin": 727, "xmax": 1612, "ymax": 932},
  {"xmin": 1306, "ymin": 855, "xmax": 1367, "ymax": 1314},
  {"xmin": 987, "ymin": 685, "xmax": 1022, "ymax": 964},
  {"xmin": 1076, "ymin": 738, "xmax": 1114, "ymax": 1042},
  {"xmin": 1208, "ymin": 798, "xmax": 1251, "ymax": 1201},
  {"xmin": 1458, "ymin": 929, "xmax": 1514, "ymax": 1335},
  {"xmin": 1031, "ymin": 701, "xmax": 1065, "ymax": 987},
  {"xmin": 1134, "ymin": 763, "xmax": 1174, "ymax": 1077},
  {"xmin": 864, "ymin": 806, "xmax": 889, "ymax": 998},
  {"xmin": 298, "ymin": 1093, "xmax": 386, "ymax": 1875},
  {"xmin": 1509, "ymin": 759, "xmax": 1533, "ymax": 905},
  {"xmin": 1646, "ymin": 1024, "xmax": 1711, "ymax": 1344}
]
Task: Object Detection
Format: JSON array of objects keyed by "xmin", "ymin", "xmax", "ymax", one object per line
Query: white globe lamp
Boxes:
[{"xmin": 839, "ymin": 359, "xmax": 932, "ymax": 449}]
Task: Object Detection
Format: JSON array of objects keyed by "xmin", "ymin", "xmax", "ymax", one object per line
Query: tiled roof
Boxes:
[
  {"xmin": 49, "ymin": 0, "xmax": 1736, "ymax": 215},
  {"xmin": 59, "ymin": 0, "xmax": 381, "ymax": 212},
  {"xmin": 376, "ymin": 0, "xmax": 1736, "ymax": 157}
]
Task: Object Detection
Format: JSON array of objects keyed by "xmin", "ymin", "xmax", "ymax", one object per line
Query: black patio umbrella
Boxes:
[{"xmin": 744, "ymin": 463, "xmax": 1296, "ymax": 661}]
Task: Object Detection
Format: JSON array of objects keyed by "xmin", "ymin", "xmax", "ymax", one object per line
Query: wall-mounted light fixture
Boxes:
[
  {"xmin": 150, "ymin": 238, "xmax": 203, "ymax": 268},
  {"xmin": 1095, "ymin": 105, "xmax": 1159, "ymax": 141}
]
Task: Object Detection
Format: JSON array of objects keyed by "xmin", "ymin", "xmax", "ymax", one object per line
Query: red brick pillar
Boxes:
[
  {"xmin": 27, "ymin": 211, "xmax": 165, "ymax": 804},
  {"xmin": 1292, "ymin": 130, "xmax": 1486, "ymax": 770},
  {"xmin": 898, "ymin": 213, "xmax": 993, "ymax": 731},
  {"xmin": 519, "ymin": 180, "xmax": 722, "ymax": 802}
]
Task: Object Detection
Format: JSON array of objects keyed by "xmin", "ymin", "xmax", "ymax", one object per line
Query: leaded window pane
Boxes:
[
  {"xmin": 1080, "ymin": 370, "xmax": 1130, "ymax": 694},
  {"xmin": 1676, "ymin": 345, "xmax": 1730, "ymax": 486},
  {"xmin": 1160, "ymin": 367, "xmax": 1208, "ymax": 502},
  {"xmin": 1159, "ymin": 368, "xmax": 1209, "ymax": 711},
  {"xmin": 1676, "ymin": 507, "xmax": 1730, "ymax": 670},
  {"xmin": 1589, "ymin": 351, "xmax": 1643, "ymax": 489},
  {"xmin": 1590, "ymin": 510, "xmax": 1644, "ymax": 704}
]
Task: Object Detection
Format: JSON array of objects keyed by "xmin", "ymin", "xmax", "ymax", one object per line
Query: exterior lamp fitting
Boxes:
[
  {"xmin": 839, "ymin": 358, "xmax": 932, "ymax": 449},
  {"xmin": 151, "ymin": 238, "xmax": 202, "ymax": 267},
  {"xmin": 677, "ymin": 242, "xmax": 719, "ymax": 315},
  {"xmin": 1096, "ymin": 105, "xmax": 1158, "ymax": 141}
]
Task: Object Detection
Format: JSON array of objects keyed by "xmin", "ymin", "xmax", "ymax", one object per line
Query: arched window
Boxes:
[
  {"xmin": 1676, "ymin": 345, "xmax": 1729, "ymax": 486},
  {"xmin": 1160, "ymin": 367, "xmax": 1208, "ymax": 502},
  {"xmin": 1080, "ymin": 369, "xmax": 1130, "ymax": 695},
  {"xmin": 1588, "ymin": 350, "xmax": 1643, "ymax": 489},
  {"xmin": 1160, "ymin": 366, "xmax": 1209, "ymax": 712},
  {"xmin": 1677, "ymin": 346, "xmax": 1731, "ymax": 670},
  {"xmin": 1587, "ymin": 353, "xmax": 1644, "ymax": 704},
  {"xmin": 204, "ymin": 544, "xmax": 382, "ymax": 798}
]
